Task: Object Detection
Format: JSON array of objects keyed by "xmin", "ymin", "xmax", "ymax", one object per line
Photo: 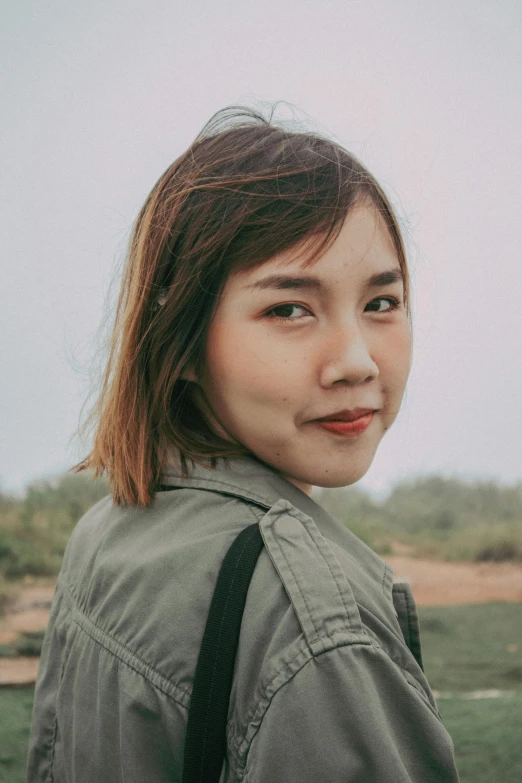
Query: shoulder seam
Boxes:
[
  {"xmin": 238, "ymin": 637, "xmax": 440, "ymax": 777},
  {"xmin": 57, "ymin": 578, "xmax": 191, "ymax": 708},
  {"xmin": 235, "ymin": 636, "xmax": 377, "ymax": 771}
]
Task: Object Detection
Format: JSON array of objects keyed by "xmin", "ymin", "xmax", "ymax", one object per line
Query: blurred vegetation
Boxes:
[
  {"xmin": 0, "ymin": 630, "xmax": 46, "ymax": 659},
  {"xmin": 0, "ymin": 471, "xmax": 521, "ymax": 615},
  {"xmin": 316, "ymin": 475, "xmax": 522, "ymax": 562},
  {"xmin": 0, "ymin": 471, "xmax": 109, "ymax": 614}
]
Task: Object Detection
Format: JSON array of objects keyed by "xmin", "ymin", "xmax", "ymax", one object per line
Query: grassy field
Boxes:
[
  {"xmin": 438, "ymin": 690, "xmax": 522, "ymax": 781},
  {"xmin": 420, "ymin": 602, "xmax": 522, "ymax": 693},
  {"xmin": 2, "ymin": 602, "xmax": 522, "ymax": 782},
  {"xmin": 420, "ymin": 602, "xmax": 522, "ymax": 781},
  {"xmin": 0, "ymin": 686, "xmax": 34, "ymax": 783}
]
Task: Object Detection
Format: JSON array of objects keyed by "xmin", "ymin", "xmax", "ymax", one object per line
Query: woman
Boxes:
[{"xmin": 26, "ymin": 106, "xmax": 460, "ymax": 782}]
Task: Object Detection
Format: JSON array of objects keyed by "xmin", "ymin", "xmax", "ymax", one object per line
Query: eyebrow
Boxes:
[{"xmin": 244, "ymin": 267, "xmax": 404, "ymax": 292}]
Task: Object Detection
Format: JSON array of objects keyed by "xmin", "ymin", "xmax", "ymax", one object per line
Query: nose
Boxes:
[{"xmin": 319, "ymin": 325, "xmax": 379, "ymax": 387}]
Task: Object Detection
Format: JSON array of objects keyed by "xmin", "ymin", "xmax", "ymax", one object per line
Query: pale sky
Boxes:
[{"xmin": 1, "ymin": 0, "xmax": 521, "ymax": 497}]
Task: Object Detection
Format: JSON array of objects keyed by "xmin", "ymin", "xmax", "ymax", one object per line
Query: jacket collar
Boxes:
[
  {"xmin": 160, "ymin": 450, "xmax": 389, "ymax": 576},
  {"xmin": 161, "ymin": 449, "xmax": 313, "ymax": 512}
]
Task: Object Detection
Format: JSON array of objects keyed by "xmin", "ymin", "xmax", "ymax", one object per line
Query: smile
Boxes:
[{"xmin": 313, "ymin": 412, "xmax": 374, "ymax": 437}]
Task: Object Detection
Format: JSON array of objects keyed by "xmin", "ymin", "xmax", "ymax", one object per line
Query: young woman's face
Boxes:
[{"xmin": 191, "ymin": 202, "xmax": 412, "ymax": 495}]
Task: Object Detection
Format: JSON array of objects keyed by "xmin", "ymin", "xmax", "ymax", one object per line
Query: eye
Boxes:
[
  {"xmin": 264, "ymin": 296, "xmax": 402, "ymax": 323},
  {"xmin": 365, "ymin": 296, "xmax": 402, "ymax": 313},
  {"xmin": 264, "ymin": 303, "xmax": 312, "ymax": 323}
]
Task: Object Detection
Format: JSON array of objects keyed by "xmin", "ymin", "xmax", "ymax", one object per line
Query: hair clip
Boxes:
[{"xmin": 157, "ymin": 288, "xmax": 169, "ymax": 307}]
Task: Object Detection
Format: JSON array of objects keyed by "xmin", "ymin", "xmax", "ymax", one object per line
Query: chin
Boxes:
[
  {"xmin": 292, "ymin": 458, "xmax": 374, "ymax": 490},
  {"xmin": 312, "ymin": 472, "xmax": 368, "ymax": 490}
]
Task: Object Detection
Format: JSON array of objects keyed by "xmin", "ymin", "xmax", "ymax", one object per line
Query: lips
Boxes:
[
  {"xmin": 314, "ymin": 413, "xmax": 374, "ymax": 437},
  {"xmin": 313, "ymin": 408, "xmax": 377, "ymax": 423}
]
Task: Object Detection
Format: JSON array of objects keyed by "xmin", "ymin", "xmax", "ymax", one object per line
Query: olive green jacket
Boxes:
[{"xmin": 26, "ymin": 453, "xmax": 460, "ymax": 782}]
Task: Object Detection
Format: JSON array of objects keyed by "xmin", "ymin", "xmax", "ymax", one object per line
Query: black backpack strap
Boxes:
[
  {"xmin": 182, "ymin": 522, "xmax": 264, "ymax": 782},
  {"xmin": 156, "ymin": 484, "xmax": 265, "ymax": 781}
]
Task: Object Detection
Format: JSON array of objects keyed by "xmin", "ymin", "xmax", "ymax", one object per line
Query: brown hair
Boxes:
[{"xmin": 73, "ymin": 105, "xmax": 411, "ymax": 507}]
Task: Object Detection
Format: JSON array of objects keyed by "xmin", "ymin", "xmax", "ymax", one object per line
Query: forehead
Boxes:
[{"xmin": 231, "ymin": 203, "xmax": 401, "ymax": 292}]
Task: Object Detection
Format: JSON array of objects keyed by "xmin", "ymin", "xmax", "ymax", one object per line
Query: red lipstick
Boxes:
[{"xmin": 314, "ymin": 412, "xmax": 374, "ymax": 436}]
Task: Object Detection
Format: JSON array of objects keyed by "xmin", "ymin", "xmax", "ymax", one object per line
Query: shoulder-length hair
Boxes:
[{"xmin": 73, "ymin": 105, "xmax": 411, "ymax": 507}]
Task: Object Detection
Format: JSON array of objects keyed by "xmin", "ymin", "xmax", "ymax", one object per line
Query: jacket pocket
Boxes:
[{"xmin": 392, "ymin": 582, "xmax": 424, "ymax": 672}]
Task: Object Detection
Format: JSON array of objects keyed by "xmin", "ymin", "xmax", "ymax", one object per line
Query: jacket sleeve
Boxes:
[{"xmin": 243, "ymin": 642, "xmax": 460, "ymax": 783}]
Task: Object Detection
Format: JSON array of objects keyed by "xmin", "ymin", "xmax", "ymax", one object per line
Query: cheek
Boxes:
[
  {"xmin": 205, "ymin": 320, "xmax": 304, "ymax": 407},
  {"xmin": 378, "ymin": 326, "xmax": 412, "ymax": 389}
]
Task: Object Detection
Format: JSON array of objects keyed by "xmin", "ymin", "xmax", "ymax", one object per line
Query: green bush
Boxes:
[
  {"xmin": 0, "ymin": 534, "xmax": 61, "ymax": 579},
  {"xmin": 316, "ymin": 477, "xmax": 522, "ymax": 563},
  {"xmin": 439, "ymin": 522, "xmax": 522, "ymax": 564},
  {"xmin": 0, "ymin": 574, "xmax": 23, "ymax": 617},
  {"xmin": 0, "ymin": 470, "xmax": 110, "ymax": 582},
  {"xmin": 14, "ymin": 630, "xmax": 46, "ymax": 657},
  {"xmin": 0, "ymin": 644, "xmax": 18, "ymax": 658},
  {"xmin": 0, "ymin": 631, "xmax": 46, "ymax": 658},
  {"xmin": 1, "ymin": 472, "xmax": 521, "ymax": 586}
]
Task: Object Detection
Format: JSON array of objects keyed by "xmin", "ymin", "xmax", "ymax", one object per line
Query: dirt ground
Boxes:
[
  {"xmin": 2, "ymin": 557, "xmax": 522, "ymax": 685},
  {"xmin": 385, "ymin": 555, "xmax": 522, "ymax": 606}
]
